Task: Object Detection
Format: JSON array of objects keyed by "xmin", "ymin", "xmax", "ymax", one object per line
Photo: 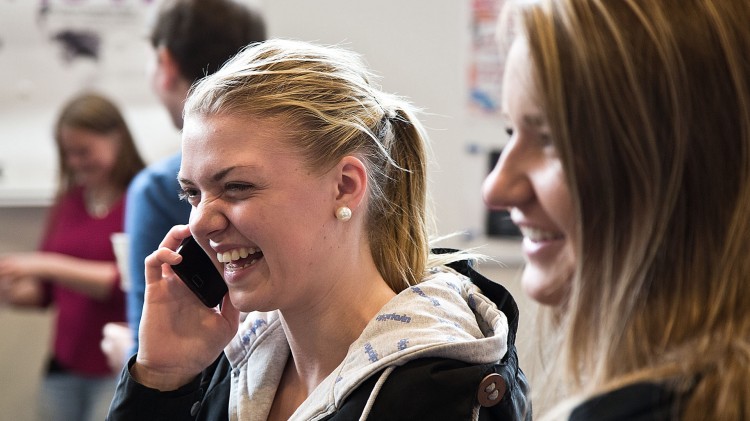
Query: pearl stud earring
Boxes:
[{"xmin": 336, "ymin": 206, "xmax": 352, "ymax": 221}]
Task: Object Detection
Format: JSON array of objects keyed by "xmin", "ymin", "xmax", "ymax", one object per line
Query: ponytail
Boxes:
[{"xmin": 368, "ymin": 106, "xmax": 429, "ymax": 292}]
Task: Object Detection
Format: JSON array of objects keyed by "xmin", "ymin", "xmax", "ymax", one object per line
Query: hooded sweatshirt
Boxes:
[
  {"xmin": 107, "ymin": 259, "xmax": 531, "ymax": 421},
  {"xmin": 225, "ymin": 267, "xmax": 509, "ymax": 420}
]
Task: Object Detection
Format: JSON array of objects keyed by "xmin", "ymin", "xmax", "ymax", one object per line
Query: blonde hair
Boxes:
[
  {"xmin": 184, "ymin": 39, "xmax": 439, "ymax": 292},
  {"xmin": 509, "ymin": 0, "xmax": 750, "ymax": 418}
]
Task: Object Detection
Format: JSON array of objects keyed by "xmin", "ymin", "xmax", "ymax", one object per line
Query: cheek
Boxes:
[
  {"xmin": 527, "ymin": 176, "xmax": 577, "ymax": 306},
  {"xmin": 99, "ymin": 147, "xmax": 120, "ymax": 172},
  {"xmin": 542, "ymin": 168, "xmax": 576, "ymax": 235}
]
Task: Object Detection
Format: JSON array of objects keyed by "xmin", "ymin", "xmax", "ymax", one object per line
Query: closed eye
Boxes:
[
  {"xmin": 178, "ymin": 187, "xmax": 200, "ymax": 206},
  {"xmin": 225, "ymin": 183, "xmax": 254, "ymax": 192},
  {"xmin": 222, "ymin": 182, "xmax": 259, "ymax": 200}
]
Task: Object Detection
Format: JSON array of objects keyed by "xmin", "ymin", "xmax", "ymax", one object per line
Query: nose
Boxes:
[
  {"xmin": 482, "ymin": 136, "xmax": 534, "ymax": 210},
  {"xmin": 65, "ymin": 152, "xmax": 84, "ymax": 170},
  {"xmin": 188, "ymin": 197, "xmax": 229, "ymax": 242}
]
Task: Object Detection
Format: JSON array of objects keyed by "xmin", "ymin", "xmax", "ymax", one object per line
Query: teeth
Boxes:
[
  {"xmin": 519, "ymin": 226, "xmax": 562, "ymax": 242},
  {"xmin": 217, "ymin": 247, "xmax": 259, "ymax": 263}
]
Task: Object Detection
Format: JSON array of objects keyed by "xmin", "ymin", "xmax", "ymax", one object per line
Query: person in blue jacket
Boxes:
[{"xmin": 122, "ymin": 0, "xmax": 266, "ymax": 356}]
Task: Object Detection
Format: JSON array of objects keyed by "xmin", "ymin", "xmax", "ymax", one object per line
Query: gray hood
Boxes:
[{"xmin": 225, "ymin": 268, "xmax": 509, "ymax": 421}]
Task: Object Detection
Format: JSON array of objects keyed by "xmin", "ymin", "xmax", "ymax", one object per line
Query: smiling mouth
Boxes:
[
  {"xmin": 519, "ymin": 226, "xmax": 563, "ymax": 242},
  {"xmin": 217, "ymin": 247, "xmax": 264, "ymax": 270}
]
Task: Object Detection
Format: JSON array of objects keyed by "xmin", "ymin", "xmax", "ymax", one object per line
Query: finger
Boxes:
[
  {"xmin": 144, "ymin": 248, "xmax": 181, "ymax": 285},
  {"xmin": 159, "ymin": 225, "xmax": 192, "ymax": 251},
  {"xmin": 103, "ymin": 322, "xmax": 130, "ymax": 338}
]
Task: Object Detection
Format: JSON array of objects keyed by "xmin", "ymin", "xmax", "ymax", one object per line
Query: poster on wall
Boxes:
[
  {"xmin": 0, "ymin": 0, "xmax": 157, "ymax": 108},
  {"xmin": 0, "ymin": 0, "xmax": 164, "ymax": 205},
  {"xmin": 468, "ymin": 0, "xmax": 518, "ymax": 117}
]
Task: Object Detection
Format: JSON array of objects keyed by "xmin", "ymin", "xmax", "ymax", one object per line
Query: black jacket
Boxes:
[
  {"xmin": 570, "ymin": 382, "xmax": 680, "ymax": 420},
  {"xmin": 108, "ymin": 254, "xmax": 531, "ymax": 420}
]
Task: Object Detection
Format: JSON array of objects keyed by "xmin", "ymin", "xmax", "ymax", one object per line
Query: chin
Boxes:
[
  {"xmin": 521, "ymin": 266, "xmax": 570, "ymax": 307},
  {"xmin": 228, "ymin": 290, "xmax": 273, "ymax": 313}
]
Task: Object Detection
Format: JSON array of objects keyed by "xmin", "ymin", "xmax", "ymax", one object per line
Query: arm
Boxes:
[
  {"xmin": 0, "ymin": 252, "xmax": 117, "ymax": 301},
  {"xmin": 125, "ymin": 160, "xmax": 191, "ymax": 351},
  {"xmin": 355, "ymin": 357, "xmax": 530, "ymax": 421},
  {"xmin": 108, "ymin": 353, "xmax": 232, "ymax": 421},
  {"xmin": 0, "ymin": 276, "xmax": 44, "ymax": 306}
]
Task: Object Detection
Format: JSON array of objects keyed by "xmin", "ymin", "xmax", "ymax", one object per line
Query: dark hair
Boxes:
[
  {"xmin": 149, "ymin": 0, "xmax": 267, "ymax": 83},
  {"xmin": 54, "ymin": 92, "xmax": 145, "ymax": 195}
]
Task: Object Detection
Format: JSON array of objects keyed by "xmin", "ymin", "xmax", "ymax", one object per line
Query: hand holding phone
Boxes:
[
  {"xmin": 132, "ymin": 228, "xmax": 240, "ymax": 392},
  {"xmin": 171, "ymin": 236, "xmax": 228, "ymax": 307}
]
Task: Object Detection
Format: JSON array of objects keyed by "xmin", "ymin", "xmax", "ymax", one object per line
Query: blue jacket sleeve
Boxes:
[{"xmin": 124, "ymin": 154, "xmax": 191, "ymax": 353}]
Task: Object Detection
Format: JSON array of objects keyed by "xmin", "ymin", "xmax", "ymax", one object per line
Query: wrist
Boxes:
[
  {"xmin": 37, "ymin": 252, "xmax": 61, "ymax": 278},
  {"xmin": 130, "ymin": 361, "xmax": 199, "ymax": 392}
]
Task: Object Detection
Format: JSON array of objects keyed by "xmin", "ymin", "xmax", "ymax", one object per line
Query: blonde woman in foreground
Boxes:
[
  {"xmin": 483, "ymin": 0, "xmax": 750, "ymax": 419},
  {"xmin": 108, "ymin": 39, "xmax": 531, "ymax": 420}
]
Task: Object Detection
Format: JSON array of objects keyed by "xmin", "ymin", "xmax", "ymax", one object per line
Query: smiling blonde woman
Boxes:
[{"xmin": 484, "ymin": 0, "xmax": 750, "ymax": 419}]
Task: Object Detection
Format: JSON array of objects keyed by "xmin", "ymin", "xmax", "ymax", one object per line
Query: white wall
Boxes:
[{"xmin": 257, "ymin": 0, "xmax": 516, "ymax": 254}]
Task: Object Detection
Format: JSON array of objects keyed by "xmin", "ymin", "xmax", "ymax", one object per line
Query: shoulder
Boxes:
[
  {"xmin": 570, "ymin": 382, "xmax": 680, "ymax": 421},
  {"xmin": 50, "ymin": 187, "xmax": 84, "ymax": 215},
  {"xmin": 336, "ymin": 358, "xmax": 529, "ymax": 420},
  {"xmin": 128, "ymin": 153, "xmax": 182, "ymax": 195},
  {"xmin": 125, "ymin": 153, "xmax": 190, "ymax": 220},
  {"xmin": 432, "ymin": 248, "xmax": 522, "ymax": 336}
]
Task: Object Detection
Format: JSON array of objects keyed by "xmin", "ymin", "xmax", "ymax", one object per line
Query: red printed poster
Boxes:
[{"xmin": 468, "ymin": 0, "xmax": 510, "ymax": 117}]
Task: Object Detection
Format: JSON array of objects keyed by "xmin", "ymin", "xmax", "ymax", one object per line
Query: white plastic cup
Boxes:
[{"xmin": 110, "ymin": 233, "xmax": 130, "ymax": 292}]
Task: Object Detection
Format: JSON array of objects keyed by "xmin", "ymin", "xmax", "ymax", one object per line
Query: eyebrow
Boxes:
[
  {"xmin": 178, "ymin": 166, "xmax": 235, "ymax": 186},
  {"xmin": 178, "ymin": 165, "xmax": 257, "ymax": 186},
  {"xmin": 211, "ymin": 167, "xmax": 236, "ymax": 182},
  {"xmin": 499, "ymin": 111, "xmax": 546, "ymax": 128}
]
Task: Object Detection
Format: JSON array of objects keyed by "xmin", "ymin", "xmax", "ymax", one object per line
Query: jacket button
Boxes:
[
  {"xmin": 477, "ymin": 373, "xmax": 506, "ymax": 407},
  {"xmin": 190, "ymin": 401, "xmax": 201, "ymax": 416}
]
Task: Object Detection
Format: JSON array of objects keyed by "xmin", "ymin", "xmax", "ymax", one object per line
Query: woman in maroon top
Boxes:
[{"xmin": 0, "ymin": 92, "xmax": 144, "ymax": 421}]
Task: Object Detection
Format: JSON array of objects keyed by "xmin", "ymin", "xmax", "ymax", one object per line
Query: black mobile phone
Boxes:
[{"xmin": 171, "ymin": 236, "xmax": 228, "ymax": 308}]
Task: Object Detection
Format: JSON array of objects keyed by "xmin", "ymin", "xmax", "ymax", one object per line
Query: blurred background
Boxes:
[{"xmin": 0, "ymin": 1, "xmax": 544, "ymax": 418}]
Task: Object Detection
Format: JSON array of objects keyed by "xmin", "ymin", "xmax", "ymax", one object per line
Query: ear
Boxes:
[
  {"xmin": 154, "ymin": 46, "xmax": 182, "ymax": 91},
  {"xmin": 334, "ymin": 156, "xmax": 368, "ymax": 212}
]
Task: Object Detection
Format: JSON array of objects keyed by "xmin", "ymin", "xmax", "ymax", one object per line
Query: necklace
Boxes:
[{"xmin": 84, "ymin": 188, "xmax": 118, "ymax": 218}]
